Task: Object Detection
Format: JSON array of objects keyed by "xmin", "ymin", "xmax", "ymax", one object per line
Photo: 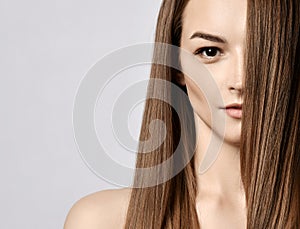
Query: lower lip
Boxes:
[{"xmin": 225, "ymin": 108, "xmax": 242, "ymax": 119}]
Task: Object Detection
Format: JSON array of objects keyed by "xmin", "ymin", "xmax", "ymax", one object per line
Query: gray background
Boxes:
[{"xmin": 0, "ymin": 0, "xmax": 162, "ymax": 228}]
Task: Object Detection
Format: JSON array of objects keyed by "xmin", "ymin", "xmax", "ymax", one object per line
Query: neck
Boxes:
[{"xmin": 193, "ymin": 114, "xmax": 244, "ymax": 198}]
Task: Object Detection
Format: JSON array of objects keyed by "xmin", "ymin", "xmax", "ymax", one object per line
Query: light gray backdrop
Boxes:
[{"xmin": 0, "ymin": 0, "xmax": 162, "ymax": 228}]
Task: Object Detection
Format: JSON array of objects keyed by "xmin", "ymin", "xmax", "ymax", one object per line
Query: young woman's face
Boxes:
[{"xmin": 180, "ymin": 0, "xmax": 247, "ymax": 145}]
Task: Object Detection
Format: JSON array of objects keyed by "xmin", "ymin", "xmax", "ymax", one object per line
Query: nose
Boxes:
[
  {"xmin": 228, "ymin": 49, "xmax": 244, "ymax": 95},
  {"xmin": 229, "ymin": 81, "xmax": 243, "ymax": 95}
]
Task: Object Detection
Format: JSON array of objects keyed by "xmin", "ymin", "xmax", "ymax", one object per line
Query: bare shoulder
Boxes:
[{"xmin": 64, "ymin": 188, "xmax": 132, "ymax": 229}]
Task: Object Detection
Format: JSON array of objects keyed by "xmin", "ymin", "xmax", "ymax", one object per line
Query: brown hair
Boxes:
[
  {"xmin": 241, "ymin": 0, "xmax": 300, "ymax": 228},
  {"xmin": 124, "ymin": 0, "xmax": 300, "ymax": 228}
]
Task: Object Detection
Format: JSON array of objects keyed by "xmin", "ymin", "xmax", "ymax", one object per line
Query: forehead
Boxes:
[{"xmin": 181, "ymin": 0, "xmax": 247, "ymax": 42}]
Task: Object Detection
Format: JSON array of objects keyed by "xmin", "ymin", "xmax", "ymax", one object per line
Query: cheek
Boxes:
[{"xmin": 184, "ymin": 75, "xmax": 212, "ymax": 125}]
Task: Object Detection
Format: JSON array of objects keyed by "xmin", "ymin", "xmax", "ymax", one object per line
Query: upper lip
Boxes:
[{"xmin": 224, "ymin": 103, "xmax": 242, "ymax": 109}]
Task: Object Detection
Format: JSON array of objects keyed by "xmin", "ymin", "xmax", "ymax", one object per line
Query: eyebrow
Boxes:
[{"xmin": 190, "ymin": 32, "xmax": 227, "ymax": 43}]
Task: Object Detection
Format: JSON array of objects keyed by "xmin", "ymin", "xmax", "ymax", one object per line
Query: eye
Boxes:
[{"xmin": 194, "ymin": 47, "xmax": 223, "ymax": 60}]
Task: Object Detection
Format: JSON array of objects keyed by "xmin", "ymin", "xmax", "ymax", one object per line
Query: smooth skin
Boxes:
[
  {"xmin": 180, "ymin": 0, "xmax": 247, "ymax": 228},
  {"xmin": 64, "ymin": 0, "xmax": 247, "ymax": 228},
  {"xmin": 64, "ymin": 188, "xmax": 131, "ymax": 229}
]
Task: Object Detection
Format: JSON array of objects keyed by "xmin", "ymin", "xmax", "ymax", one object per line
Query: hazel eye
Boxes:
[{"xmin": 194, "ymin": 47, "xmax": 222, "ymax": 59}]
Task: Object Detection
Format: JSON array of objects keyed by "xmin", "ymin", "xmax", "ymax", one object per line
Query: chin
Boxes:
[
  {"xmin": 222, "ymin": 122, "xmax": 242, "ymax": 146},
  {"xmin": 223, "ymin": 134, "xmax": 241, "ymax": 147}
]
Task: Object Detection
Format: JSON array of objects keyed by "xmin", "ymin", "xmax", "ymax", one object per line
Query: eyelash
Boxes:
[{"xmin": 193, "ymin": 47, "xmax": 223, "ymax": 62}]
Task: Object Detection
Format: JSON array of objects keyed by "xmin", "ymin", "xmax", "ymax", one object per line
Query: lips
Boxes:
[
  {"xmin": 225, "ymin": 103, "xmax": 242, "ymax": 109},
  {"xmin": 224, "ymin": 103, "xmax": 242, "ymax": 119}
]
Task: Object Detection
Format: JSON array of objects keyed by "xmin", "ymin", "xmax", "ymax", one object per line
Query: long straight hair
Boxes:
[
  {"xmin": 124, "ymin": 0, "xmax": 300, "ymax": 228},
  {"xmin": 241, "ymin": 0, "xmax": 300, "ymax": 228}
]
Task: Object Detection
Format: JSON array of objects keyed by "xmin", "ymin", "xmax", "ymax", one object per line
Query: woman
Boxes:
[{"xmin": 64, "ymin": 0, "xmax": 300, "ymax": 228}]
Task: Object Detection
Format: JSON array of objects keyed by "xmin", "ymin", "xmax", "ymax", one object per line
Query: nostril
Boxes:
[
  {"xmin": 230, "ymin": 86, "xmax": 241, "ymax": 91},
  {"xmin": 229, "ymin": 87, "xmax": 243, "ymax": 96}
]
